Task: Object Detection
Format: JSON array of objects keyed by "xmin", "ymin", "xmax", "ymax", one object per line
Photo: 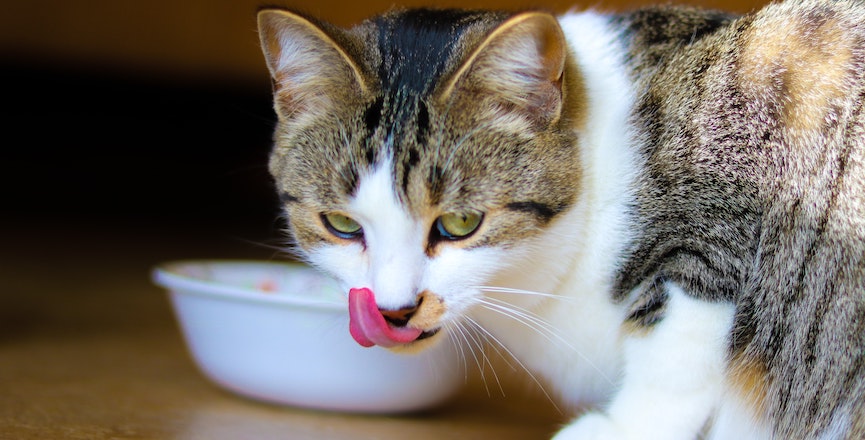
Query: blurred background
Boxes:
[
  {"xmin": 1, "ymin": 0, "xmax": 767, "ymax": 256},
  {"xmin": 0, "ymin": 1, "xmax": 771, "ymax": 436}
]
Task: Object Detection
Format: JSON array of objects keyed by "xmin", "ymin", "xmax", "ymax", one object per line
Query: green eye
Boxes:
[
  {"xmin": 322, "ymin": 213, "xmax": 362, "ymax": 239},
  {"xmin": 435, "ymin": 212, "xmax": 483, "ymax": 240}
]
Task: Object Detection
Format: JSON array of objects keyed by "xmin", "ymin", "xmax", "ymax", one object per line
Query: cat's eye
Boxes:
[
  {"xmin": 435, "ymin": 212, "xmax": 483, "ymax": 240},
  {"xmin": 322, "ymin": 213, "xmax": 363, "ymax": 239}
]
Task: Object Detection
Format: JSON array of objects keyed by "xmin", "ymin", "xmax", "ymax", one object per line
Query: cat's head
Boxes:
[{"xmin": 258, "ymin": 8, "xmax": 586, "ymax": 351}]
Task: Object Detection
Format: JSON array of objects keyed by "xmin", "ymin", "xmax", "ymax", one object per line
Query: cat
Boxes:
[{"xmin": 256, "ymin": 0, "xmax": 865, "ymax": 438}]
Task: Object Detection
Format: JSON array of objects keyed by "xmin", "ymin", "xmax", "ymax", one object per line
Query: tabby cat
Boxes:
[{"xmin": 256, "ymin": 0, "xmax": 865, "ymax": 438}]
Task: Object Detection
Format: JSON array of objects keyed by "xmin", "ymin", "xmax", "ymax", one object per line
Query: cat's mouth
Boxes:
[
  {"xmin": 348, "ymin": 287, "xmax": 442, "ymax": 348},
  {"xmin": 415, "ymin": 327, "xmax": 441, "ymax": 341}
]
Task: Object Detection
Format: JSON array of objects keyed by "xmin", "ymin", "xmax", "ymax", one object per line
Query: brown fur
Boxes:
[
  {"xmin": 259, "ymin": 8, "xmax": 587, "ymax": 254},
  {"xmin": 728, "ymin": 353, "xmax": 770, "ymax": 419},
  {"xmin": 617, "ymin": 1, "xmax": 865, "ymax": 436},
  {"xmin": 258, "ymin": 1, "xmax": 865, "ymax": 437},
  {"xmin": 410, "ymin": 290, "xmax": 447, "ymax": 329}
]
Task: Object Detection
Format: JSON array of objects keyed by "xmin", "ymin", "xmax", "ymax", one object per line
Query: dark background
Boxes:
[
  {"xmin": 1, "ymin": 0, "xmax": 767, "ymax": 260},
  {"xmin": 3, "ymin": 62, "xmax": 280, "ymax": 248}
]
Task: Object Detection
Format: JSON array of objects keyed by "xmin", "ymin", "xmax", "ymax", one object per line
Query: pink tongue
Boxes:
[{"xmin": 348, "ymin": 288, "xmax": 423, "ymax": 348}]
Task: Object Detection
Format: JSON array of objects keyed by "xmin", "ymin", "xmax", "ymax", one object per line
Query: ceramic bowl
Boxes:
[{"xmin": 152, "ymin": 260, "xmax": 463, "ymax": 413}]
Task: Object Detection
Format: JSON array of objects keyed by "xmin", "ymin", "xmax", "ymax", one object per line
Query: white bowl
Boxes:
[{"xmin": 152, "ymin": 260, "xmax": 464, "ymax": 413}]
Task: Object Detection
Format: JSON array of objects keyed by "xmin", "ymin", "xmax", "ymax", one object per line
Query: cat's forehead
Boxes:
[
  {"xmin": 370, "ymin": 9, "xmax": 496, "ymax": 97},
  {"xmin": 362, "ymin": 9, "xmax": 504, "ymax": 95},
  {"xmin": 341, "ymin": 10, "xmax": 510, "ymax": 211},
  {"xmin": 351, "ymin": 9, "xmax": 506, "ymax": 138}
]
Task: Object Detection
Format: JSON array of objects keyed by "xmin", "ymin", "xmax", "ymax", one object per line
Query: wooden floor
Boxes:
[{"xmin": 0, "ymin": 223, "xmax": 565, "ymax": 439}]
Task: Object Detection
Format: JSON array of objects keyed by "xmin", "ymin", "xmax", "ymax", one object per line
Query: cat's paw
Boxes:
[{"xmin": 552, "ymin": 413, "xmax": 625, "ymax": 440}]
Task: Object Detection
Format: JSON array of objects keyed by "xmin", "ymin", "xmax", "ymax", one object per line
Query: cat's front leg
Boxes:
[{"xmin": 554, "ymin": 282, "xmax": 736, "ymax": 440}]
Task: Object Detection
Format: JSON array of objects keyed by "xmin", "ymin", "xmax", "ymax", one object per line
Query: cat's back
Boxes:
[
  {"xmin": 614, "ymin": 0, "xmax": 865, "ymax": 437},
  {"xmin": 621, "ymin": 0, "xmax": 865, "ymax": 157},
  {"xmin": 616, "ymin": 0, "xmax": 865, "ymax": 296}
]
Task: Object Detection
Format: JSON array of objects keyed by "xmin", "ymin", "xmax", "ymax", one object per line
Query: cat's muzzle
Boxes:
[{"xmin": 348, "ymin": 287, "xmax": 440, "ymax": 348}]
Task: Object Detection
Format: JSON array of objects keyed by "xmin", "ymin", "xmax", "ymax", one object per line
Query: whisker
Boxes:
[
  {"xmin": 466, "ymin": 319, "xmax": 521, "ymax": 375},
  {"xmin": 235, "ymin": 233, "xmax": 310, "ymax": 267},
  {"xmin": 464, "ymin": 319, "xmax": 522, "ymax": 385},
  {"xmin": 444, "ymin": 322, "xmax": 472, "ymax": 384},
  {"xmin": 448, "ymin": 321, "xmax": 485, "ymax": 388},
  {"xmin": 460, "ymin": 318, "xmax": 515, "ymax": 398},
  {"xmin": 454, "ymin": 322, "xmax": 489, "ymax": 390},
  {"xmin": 464, "ymin": 316, "xmax": 564, "ymax": 415},
  {"xmin": 477, "ymin": 297, "xmax": 615, "ymax": 387},
  {"xmin": 477, "ymin": 286, "xmax": 579, "ymax": 303},
  {"xmin": 222, "ymin": 235, "xmax": 286, "ymax": 259},
  {"xmin": 449, "ymin": 320, "xmax": 505, "ymax": 397},
  {"xmin": 478, "ymin": 299, "xmax": 569, "ymax": 353}
]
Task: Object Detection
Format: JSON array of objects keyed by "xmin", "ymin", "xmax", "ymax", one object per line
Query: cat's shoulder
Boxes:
[
  {"xmin": 741, "ymin": 0, "xmax": 865, "ymax": 63},
  {"xmin": 737, "ymin": 0, "xmax": 865, "ymax": 133},
  {"xmin": 608, "ymin": 0, "xmax": 865, "ymax": 54},
  {"xmin": 602, "ymin": 0, "xmax": 865, "ymax": 136}
]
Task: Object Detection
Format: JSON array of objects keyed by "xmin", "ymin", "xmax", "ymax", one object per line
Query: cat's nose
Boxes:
[{"xmin": 380, "ymin": 298, "xmax": 421, "ymax": 327}]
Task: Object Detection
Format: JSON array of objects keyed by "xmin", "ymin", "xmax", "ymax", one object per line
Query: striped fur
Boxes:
[
  {"xmin": 258, "ymin": 1, "xmax": 865, "ymax": 438},
  {"xmin": 617, "ymin": 2, "xmax": 865, "ymax": 437}
]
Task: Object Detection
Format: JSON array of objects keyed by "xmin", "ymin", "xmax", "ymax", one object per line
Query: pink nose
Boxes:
[{"xmin": 348, "ymin": 288, "xmax": 423, "ymax": 347}]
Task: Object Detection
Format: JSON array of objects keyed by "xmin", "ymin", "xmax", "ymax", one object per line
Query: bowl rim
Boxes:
[{"xmin": 152, "ymin": 260, "xmax": 346, "ymax": 311}]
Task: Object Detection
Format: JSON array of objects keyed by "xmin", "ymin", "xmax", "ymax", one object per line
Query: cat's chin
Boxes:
[{"xmin": 385, "ymin": 328, "xmax": 444, "ymax": 354}]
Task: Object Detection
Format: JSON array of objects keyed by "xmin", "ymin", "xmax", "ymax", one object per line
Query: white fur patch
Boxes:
[
  {"xmin": 708, "ymin": 395, "xmax": 773, "ymax": 440},
  {"xmin": 466, "ymin": 10, "xmax": 643, "ymax": 409},
  {"xmin": 555, "ymin": 283, "xmax": 736, "ymax": 440},
  {"xmin": 348, "ymin": 160, "xmax": 427, "ymax": 310},
  {"xmin": 331, "ymin": 159, "xmax": 509, "ymax": 321}
]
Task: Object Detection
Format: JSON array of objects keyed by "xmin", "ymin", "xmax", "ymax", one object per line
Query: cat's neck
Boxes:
[
  {"xmin": 484, "ymin": 10, "xmax": 639, "ymax": 315},
  {"xmin": 469, "ymin": 11, "xmax": 641, "ymax": 406}
]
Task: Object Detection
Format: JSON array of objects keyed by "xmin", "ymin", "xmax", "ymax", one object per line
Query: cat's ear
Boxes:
[
  {"xmin": 441, "ymin": 12, "xmax": 567, "ymax": 128},
  {"xmin": 257, "ymin": 9, "xmax": 367, "ymax": 121}
]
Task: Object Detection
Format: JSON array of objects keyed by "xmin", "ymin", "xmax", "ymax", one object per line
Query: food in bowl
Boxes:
[{"xmin": 152, "ymin": 260, "xmax": 463, "ymax": 413}]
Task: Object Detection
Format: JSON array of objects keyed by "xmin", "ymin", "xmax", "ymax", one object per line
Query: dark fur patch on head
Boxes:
[
  {"xmin": 374, "ymin": 9, "xmax": 486, "ymax": 99},
  {"xmin": 364, "ymin": 97, "xmax": 385, "ymax": 132},
  {"xmin": 371, "ymin": 8, "xmax": 490, "ymax": 145},
  {"xmin": 363, "ymin": 9, "xmax": 509, "ymax": 208},
  {"xmin": 416, "ymin": 102, "xmax": 430, "ymax": 145}
]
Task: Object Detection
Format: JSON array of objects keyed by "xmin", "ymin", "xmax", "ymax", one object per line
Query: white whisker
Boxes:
[
  {"xmin": 444, "ymin": 322, "xmax": 472, "ymax": 384},
  {"xmin": 464, "ymin": 316, "xmax": 564, "ymax": 415},
  {"xmin": 461, "ymin": 317, "xmax": 519, "ymax": 386},
  {"xmin": 448, "ymin": 321, "xmax": 485, "ymax": 387},
  {"xmin": 449, "ymin": 320, "xmax": 506, "ymax": 397},
  {"xmin": 478, "ymin": 299, "xmax": 569, "ymax": 353},
  {"xmin": 466, "ymin": 321, "xmax": 522, "ymax": 380},
  {"xmin": 477, "ymin": 297, "xmax": 615, "ymax": 387},
  {"xmin": 477, "ymin": 285, "xmax": 579, "ymax": 303}
]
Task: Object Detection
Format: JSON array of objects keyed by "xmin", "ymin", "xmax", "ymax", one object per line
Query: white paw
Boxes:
[{"xmin": 553, "ymin": 413, "xmax": 625, "ymax": 440}]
